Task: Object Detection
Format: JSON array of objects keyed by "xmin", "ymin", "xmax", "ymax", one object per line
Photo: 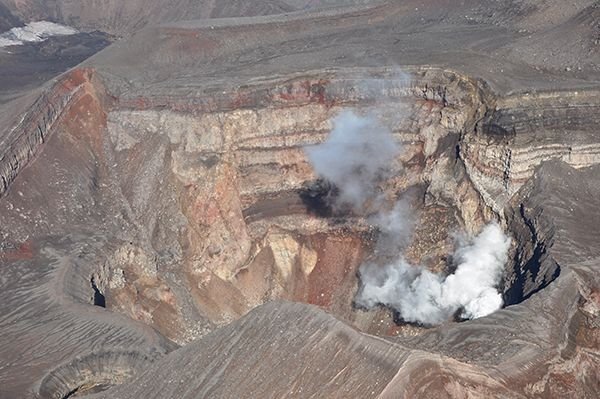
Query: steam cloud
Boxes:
[
  {"xmin": 305, "ymin": 109, "xmax": 511, "ymax": 325},
  {"xmin": 355, "ymin": 223, "xmax": 511, "ymax": 324},
  {"xmin": 305, "ymin": 110, "xmax": 399, "ymax": 210}
]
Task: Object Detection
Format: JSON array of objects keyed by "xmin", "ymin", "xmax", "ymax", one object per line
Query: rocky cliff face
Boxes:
[
  {"xmin": 0, "ymin": 69, "xmax": 96, "ymax": 197},
  {"xmin": 0, "ymin": 2, "xmax": 20, "ymax": 31},
  {"xmin": 95, "ymin": 68, "xmax": 500, "ymax": 340},
  {"xmin": 463, "ymin": 89, "xmax": 600, "ymax": 215}
]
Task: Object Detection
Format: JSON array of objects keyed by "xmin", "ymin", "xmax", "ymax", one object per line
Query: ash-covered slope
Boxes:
[
  {"xmin": 0, "ymin": 0, "xmax": 302, "ymax": 106},
  {"xmin": 0, "ymin": 1, "xmax": 598, "ymax": 398},
  {"xmin": 84, "ymin": 0, "xmax": 599, "ymax": 93},
  {"xmin": 95, "ymin": 301, "xmax": 411, "ymax": 399},
  {"xmin": 0, "ymin": 0, "xmax": 296, "ymax": 36},
  {"xmin": 0, "ymin": 2, "xmax": 20, "ymax": 31}
]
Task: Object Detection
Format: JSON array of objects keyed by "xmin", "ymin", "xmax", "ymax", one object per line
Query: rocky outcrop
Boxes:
[
  {"xmin": 462, "ymin": 89, "xmax": 600, "ymax": 214},
  {"xmin": 100, "ymin": 69, "xmax": 498, "ymax": 339},
  {"xmin": 0, "ymin": 69, "xmax": 175, "ymax": 398},
  {"xmin": 0, "ymin": 2, "xmax": 20, "ymax": 31},
  {"xmin": 0, "ymin": 69, "xmax": 97, "ymax": 197}
]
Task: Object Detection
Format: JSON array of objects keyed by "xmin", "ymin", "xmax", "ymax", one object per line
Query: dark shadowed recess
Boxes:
[
  {"xmin": 504, "ymin": 243, "xmax": 561, "ymax": 306},
  {"xmin": 503, "ymin": 204, "xmax": 561, "ymax": 306},
  {"xmin": 91, "ymin": 276, "xmax": 106, "ymax": 308},
  {"xmin": 299, "ymin": 178, "xmax": 338, "ymax": 217}
]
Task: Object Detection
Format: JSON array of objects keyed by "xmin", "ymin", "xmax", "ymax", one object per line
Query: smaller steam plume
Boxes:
[
  {"xmin": 305, "ymin": 108, "xmax": 511, "ymax": 325},
  {"xmin": 368, "ymin": 199, "xmax": 414, "ymax": 257},
  {"xmin": 305, "ymin": 110, "xmax": 399, "ymax": 211}
]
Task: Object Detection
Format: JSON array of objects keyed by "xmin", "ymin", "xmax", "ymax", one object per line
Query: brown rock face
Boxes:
[{"xmin": 0, "ymin": 1, "xmax": 599, "ymax": 398}]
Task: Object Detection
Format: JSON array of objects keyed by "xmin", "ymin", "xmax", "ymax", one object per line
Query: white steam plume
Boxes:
[
  {"xmin": 305, "ymin": 108, "xmax": 511, "ymax": 325},
  {"xmin": 356, "ymin": 223, "xmax": 511, "ymax": 325},
  {"xmin": 305, "ymin": 110, "xmax": 399, "ymax": 210},
  {"xmin": 370, "ymin": 199, "xmax": 414, "ymax": 257}
]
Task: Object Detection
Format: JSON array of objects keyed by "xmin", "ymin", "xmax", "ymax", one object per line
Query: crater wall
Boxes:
[{"xmin": 1, "ymin": 64, "xmax": 599, "ymax": 397}]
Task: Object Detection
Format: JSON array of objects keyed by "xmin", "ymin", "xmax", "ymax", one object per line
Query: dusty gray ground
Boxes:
[
  {"xmin": 0, "ymin": 1, "xmax": 598, "ymax": 398},
  {"xmin": 0, "ymin": 32, "xmax": 111, "ymax": 104}
]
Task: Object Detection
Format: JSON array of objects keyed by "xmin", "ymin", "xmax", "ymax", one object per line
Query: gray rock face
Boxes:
[{"xmin": 0, "ymin": 1, "xmax": 598, "ymax": 398}]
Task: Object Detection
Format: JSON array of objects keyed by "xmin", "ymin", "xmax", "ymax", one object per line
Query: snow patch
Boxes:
[{"xmin": 0, "ymin": 21, "xmax": 78, "ymax": 48}]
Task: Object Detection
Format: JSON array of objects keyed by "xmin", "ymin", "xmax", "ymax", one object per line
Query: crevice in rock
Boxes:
[
  {"xmin": 503, "ymin": 203, "xmax": 561, "ymax": 307},
  {"xmin": 90, "ymin": 276, "xmax": 106, "ymax": 308},
  {"xmin": 504, "ymin": 241, "xmax": 561, "ymax": 306}
]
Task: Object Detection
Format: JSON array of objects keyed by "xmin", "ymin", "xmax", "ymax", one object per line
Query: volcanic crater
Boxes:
[
  {"xmin": 48, "ymin": 69, "xmax": 531, "ymax": 339},
  {"xmin": 2, "ymin": 67, "xmax": 580, "ymax": 397},
  {"xmin": 0, "ymin": 1, "xmax": 599, "ymax": 398}
]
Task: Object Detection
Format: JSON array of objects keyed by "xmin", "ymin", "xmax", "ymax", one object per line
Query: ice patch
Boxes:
[{"xmin": 0, "ymin": 21, "xmax": 78, "ymax": 48}]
